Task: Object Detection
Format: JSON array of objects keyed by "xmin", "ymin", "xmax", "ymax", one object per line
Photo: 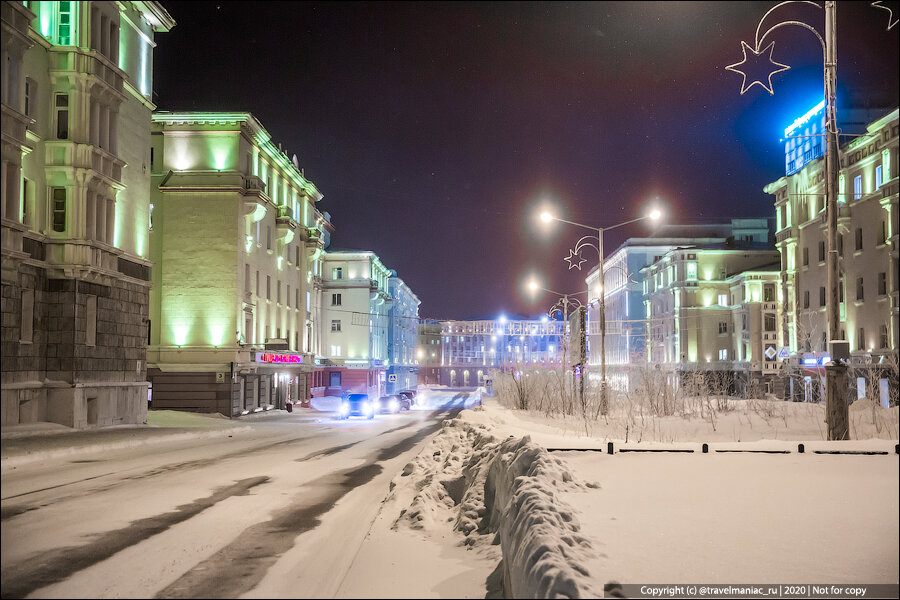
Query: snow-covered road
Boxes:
[{"xmin": 1, "ymin": 391, "xmax": 478, "ymax": 599}]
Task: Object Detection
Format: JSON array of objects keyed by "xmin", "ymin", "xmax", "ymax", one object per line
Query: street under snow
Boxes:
[{"xmin": 2, "ymin": 389, "xmax": 898, "ymax": 598}]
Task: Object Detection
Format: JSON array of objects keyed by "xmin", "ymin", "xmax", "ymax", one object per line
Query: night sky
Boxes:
[{"xmin": 153, "ymin": 1, "xmax": 899, "ymax": 321}]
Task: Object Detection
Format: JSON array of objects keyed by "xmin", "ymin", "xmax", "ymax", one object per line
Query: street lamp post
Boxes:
[
  {"xmin": 539, "ymin": 209, "xmax": 661, "ymax": 415},
  {"xmin": 723, "ymin": 1, "xmax": 894, "ymax": 439},
  {"xmin": 527, "ymin": 280, "xmax": 586, "ymax": 370}
]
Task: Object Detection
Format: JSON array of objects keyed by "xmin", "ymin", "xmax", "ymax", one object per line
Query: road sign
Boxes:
[
  {"xmin": 764, "ymin": 346, "xmax": 777, "ymax": 360},
  {"xmin": 388, "ymin": 374, "xmax": 397, "ymax": 383},
  {"xmin": 778, "ymin": 347, "xmax": 790, "ymax": 360}
]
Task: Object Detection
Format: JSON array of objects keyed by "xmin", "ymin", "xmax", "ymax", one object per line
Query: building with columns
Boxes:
[
  {"xmin": 147, "ymin": 112, "xmax": 330, "ymax": 415},
  {"xmin": 765, "ymin": 106, "xmax": 897, "ymax": 405},
  {"xmin": 440, "ymin": 317, "xmax": 567, "ymax": 387},
  {"xmin": 1, "ymin": 1, "xmax": 174, "ymax": 427}
]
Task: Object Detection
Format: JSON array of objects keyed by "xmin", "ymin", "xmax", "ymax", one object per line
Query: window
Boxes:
[
  {"xmin": 718, "ymin": 349, "xmax": 728, "ymax": 360},
  {"xmin": 838, "ymin": 235, "xmax": 843, "ymax": 257},
  {"xmin": 876, "ymin": 165, "xmax": 883, "ymax": 189},
  {"xmin": 879, "ymin": 221, "xmax": 887, "ymax": 246},
  {"xmin": 295, "ymin": 289, "xmax": 299, "ymax": 309},
  {"xmin": 51, "ymin": 188, "xmax": 66, "ymax": 232},
  {"xmin": 820, "ymin": 286, "xmax": 826, "ymax": 307},
  {"xmin": 855, "ymin": 227, "xmax": 863, "ymax": 251},
  {"xmin": 803, "ymin": 290, "xmax": 810, "ymax": 309},
  {"xmin": 856, "ymin": 277, "xmax": 864, "ymax": 301},
  {"xmin": 878, "ymin": 272, "xmax": 887, "ymax": 296},
  {"xmin": 764, "ymin": 314, "xmax": 776, "ymax": 332},
  {"xmin": 331, "ymin": 320, "xmax": 341, "ymax": 332},
  {"xmin": 329, "ymin": 371, "xmax": 341, "ymax": 387},
  {"xmin": 277, "ymin": 280, "xmax": 281, "ymax": 304},
  {"xmin": 24, "ymin": 78, "xmax": 35, "ymax": 119},
  {"xmin": 255, "ymin": 270, "xmax": 259, "ymax": 295},
  {"xmin": 802, "ymin": 247, "xmax": 808, "ymax": 266},
  {"xmin": 818, "ymin": 240, "xmax": 825, "ymax": 262},
  {"xmin": 331, "ymin": 293, "xmax": 341, "ymax": 306},
  {"xmin": 295, "ymin": 245, "xmax": 300, "ymax": 265},
  {"xmin": 266, "ymin": 275, "xmax": 271, "ymax": 300},
  {"xmin": 57, "ymin": 1, "xmax": 73, "ymax": 45},
  {"xmin": 853, "ymin": 175, "xmax": 862, "ymax": 200},
  {"xmin": 880, "ymin": 325, "xmax": 889, "ymax": 349},
  {"xmin": 266, "ymin": 226, "xmax": 272, "ymax": 250},
  {"xmin": 857, "ymin": 328, "xmax": 865, "ymax": 351},
  {"xmin": 763, "ymin": 284, "xmax": 775, "ymax": 302},
  {"xmin": 686, "ymin": 262, "xmax": 697, "ymax": 281},
  {"xmin": 55, "ymin": 94, "xmax": 69, "ymax": 139},
  {"xmin": 717, "ymin": 294, "xmax": 728, "ymax": 306},
  {"xmin": 718, "ymin": 321, "xmax": 728, "ymax": 334},
  {"xmin": 332, "ymin": 267, "xmax": 343, "ymax": 280},
  {"xmin": 742, "ymin": 313, "xmax": 747, "ymax": 331},
  {"xmin": 244, "ymin": 264, "xmax": 250, "ymax": 291}
]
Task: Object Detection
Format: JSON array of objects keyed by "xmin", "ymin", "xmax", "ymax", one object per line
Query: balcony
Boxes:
[{"xmin": 45, "ymin": 141, "xmax": 125, "ymax": 186}]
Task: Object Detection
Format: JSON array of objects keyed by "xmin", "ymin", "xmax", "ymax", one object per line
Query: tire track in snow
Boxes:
[
  {"xmin": 0, "ymin": 476, "xmax": 269, "ymax": 600},
  {"xmin": 154, "ymin": 398, "xmax": 467, "ymax": 599}
]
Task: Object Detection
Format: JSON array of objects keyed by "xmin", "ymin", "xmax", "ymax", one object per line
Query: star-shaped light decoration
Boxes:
[
  {"xmin": 564, "ymin": 249, "xmax": 587, "ymax": 270},
  {"xmin": 871, "ymin": 1, "xmax": 898, "ymax": 30},
  {"xmin": 725, "ymin": 40, "xmax": 790, "ymax": 95}
]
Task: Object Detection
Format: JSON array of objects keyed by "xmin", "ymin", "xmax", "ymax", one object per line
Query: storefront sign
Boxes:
[{"xmin": 255, "ymin": 352, "xmax": 303, "ymax": 364}]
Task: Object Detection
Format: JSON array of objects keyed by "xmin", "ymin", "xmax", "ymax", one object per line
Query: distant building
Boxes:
[
  {"xmin": 147, "ymin": 112, "xmax": 329, "ymax": 415},
  {"xmin": 386, "ymin": 272, "xmax": 420, "ymax": 393},
  {"xmin": 440, "ymin": 317, "xmax": 566, "ymax": 387},
  {"xmin": 583, "ymin": 219, "xmax": 774, "ymax": 393},
  {"xmin": 765, "ymin": 106, "xmax": 898, "ymax": 405},
  {"xmin": 417, "ymin": 319, "xmax": 442, "ymax": 385},
  {"xmin": 640, "ymin": 237, "xmax": 782, "ymax": 396},
  {"xmin": 1, "ymin": 1, "xmax": 174, "ymax": 428},
  {"xmin": 317, "ymin": 250, "xmax": 392, "ymax": 398}
]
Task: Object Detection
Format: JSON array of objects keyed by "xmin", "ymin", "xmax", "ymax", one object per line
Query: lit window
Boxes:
[
  {"xmin": 853, "ymin": 175, "xmax": 862, "ymax": 200},
  {"xmin": 717, "ymin": 294, "xmax": 728, "ymax": 306},
  {"xmin": 57, "ymin": 1, "xmax": 73, "ymax": 45},
  {"xmin": 718, "ymin": 349, "xmax": 727, "ymax": 360},
  {"xmin": 55, "ymin": 94, "xmax": 69, "ymax": 139},
  {"xmin": 686, "ymin": 262, "xmax": 698, "ymax": 281},
  {"xmin": 331, "ymin": 320, "xmax": 341, "ymax": 332},
  {"xmin": 876, "ymin": 165, "xmax": 883, "ymax": 189}
]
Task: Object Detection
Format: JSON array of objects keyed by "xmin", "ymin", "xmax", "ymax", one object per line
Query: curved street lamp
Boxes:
[{"xmin": 538, "ymin": 207, "xmax": 662, "ymax": 415}]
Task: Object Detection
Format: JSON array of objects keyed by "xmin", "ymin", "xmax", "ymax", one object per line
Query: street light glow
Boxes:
[
  {"xmin": 540, "ymin": 211, "xmax": 553, "ymax": 223},
  {"xmin": 648, "ymin": 208, "xmax": 662, "ymax": 220}
]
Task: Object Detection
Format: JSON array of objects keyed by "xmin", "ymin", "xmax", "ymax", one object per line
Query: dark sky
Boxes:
[{"xmin": 153, "ymin": 1, "xmax": 899, "ymax": 321}]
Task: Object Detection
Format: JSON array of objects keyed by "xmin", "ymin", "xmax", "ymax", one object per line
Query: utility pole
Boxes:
[{"xmin": 824, "ymin": 0, "xmax": 849, "ymax": 440}]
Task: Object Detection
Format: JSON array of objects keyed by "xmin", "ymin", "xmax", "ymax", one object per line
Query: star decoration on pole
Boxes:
[
  {"xmin": 564, "ymin": 249, "xmax": 587, "ymax": 270},
  {"xmin": 725, "ymin": 40, "xmax": 790, "ymax": 95},
  {"xmin": 871, "ymin": 1, "xmax": 898, "ymax": 30}
]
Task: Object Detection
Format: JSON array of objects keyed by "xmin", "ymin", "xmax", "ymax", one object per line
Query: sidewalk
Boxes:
[{"xmin": 0, "ymin": 409, "xmax": 298, "ymax": 469}]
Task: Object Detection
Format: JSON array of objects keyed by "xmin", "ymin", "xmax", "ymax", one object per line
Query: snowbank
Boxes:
[{"xmin": 388, "ymin": 410, "xmax": 600, "ymax": 598}]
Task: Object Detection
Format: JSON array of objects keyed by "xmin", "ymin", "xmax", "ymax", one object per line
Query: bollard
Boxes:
[
  {"xmin": 607, "ymin": 441, "xmax": 614, "ymax": 455},
  {"xmin": 702, "ymin": 443, "xmax": 708, "ymax": 454},
  {"xmin": 798, "ymin": 443, "xmax": 804, "ymax": 454}
]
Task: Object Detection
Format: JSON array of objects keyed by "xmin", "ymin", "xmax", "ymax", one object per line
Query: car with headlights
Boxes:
[
  {"xmin": 338, "ymin": 393, "xmax": 375, "ymax": 420},
  {"xmin": 377, "ymin": 394, "xmax": 408, "ymax": 414}
]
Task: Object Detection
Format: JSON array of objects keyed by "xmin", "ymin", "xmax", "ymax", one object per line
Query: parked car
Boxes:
[
  {"xmin": 338, "ymin": 393, "xmax": 375, "ymax": 420},
  {"xmin": 377, "ymin": 394, "xmax": 408, "ymax": 413},
  {"xmin": 397, "ymin": 390, "xmax": 416, "ymax": 407}
]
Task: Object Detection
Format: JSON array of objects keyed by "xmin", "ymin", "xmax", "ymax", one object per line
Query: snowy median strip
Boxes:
[{"xmin": 386, "ymin": 408, "xmax": 602, "ymax": 598}]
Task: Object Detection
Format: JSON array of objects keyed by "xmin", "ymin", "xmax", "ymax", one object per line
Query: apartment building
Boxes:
[
  {"xmin": 147, "ymin": 112, "xmax": 329, "ymax": 415},
  {"xmin": 316, "ymin": 250, "xmax": 392, "ymax": 398},
  {"xmin": 641, "ymin": 239, "xmax": 782, "ymax": 395},
  {"xmin": 386, "ymin": 272, "xmax": 420, "ymax": 393},
  {"xmin": 417, "ymin": 319, "xmax": 442, "ymax": 385},
  {"xmin": 584, "ymin": 219, "xmax": 773, "ymax": 393},
  {"xmin": 1, "ymin": 1, "xmax": 173, "ymax": 427},
  {"xmin": 765, "ymin": 105, "xmax": 898, "ymax": 405}
]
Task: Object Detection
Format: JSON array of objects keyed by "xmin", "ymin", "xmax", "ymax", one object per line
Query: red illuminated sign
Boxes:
[{"xmin": 256, "ymin": 353, "xmax": 303, "ymax": 364}]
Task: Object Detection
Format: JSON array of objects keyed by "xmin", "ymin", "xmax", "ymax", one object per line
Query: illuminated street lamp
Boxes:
[
  {"xmin": 539, "ymin": 206, "xmax": 662, "ymax": 415},
  {"xmin": 724, "ymin": 1, "xmax": 894, "ymax": 440}
]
